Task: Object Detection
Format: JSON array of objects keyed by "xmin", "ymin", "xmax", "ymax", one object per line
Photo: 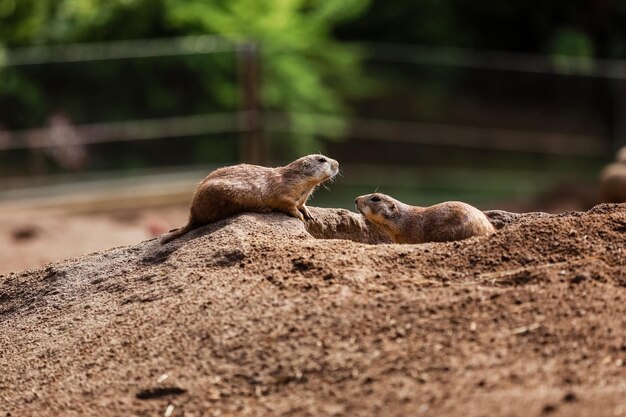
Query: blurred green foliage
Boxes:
[
  {"xmin": 0, "ymin": 0, "xmax": 370, "ymax": 156},
  {"xmin": 1, "ymin": 0, "xmax": 625, "ymax": 172},
  {"xmin": 548, "ymin": 28, "xmax": 595, "ymax": 74},
  {"xmin": 164, "ymin": 0, "xmax": 370, "ymax": 155}
]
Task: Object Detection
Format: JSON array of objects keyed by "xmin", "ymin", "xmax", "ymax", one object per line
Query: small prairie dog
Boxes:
[
  {"xmin": 599, "ymin": 146, "xmax": 626, "ymax": 203},
  {"xmin": 355, "ymin": 193, "xmax": 495, "ymax": 244},
  {"xmin": 160, "ymin": 154, "xmax": 339, "ymax": 243}
]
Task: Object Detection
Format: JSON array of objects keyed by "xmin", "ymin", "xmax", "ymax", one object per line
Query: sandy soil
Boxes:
[
  {"xmin": 0, "ymin": 206, "xmax": 188, "ymax": 274},
  {"xmin": 1, "ymin": 204, "xmax": 625, "ymax": 417}
]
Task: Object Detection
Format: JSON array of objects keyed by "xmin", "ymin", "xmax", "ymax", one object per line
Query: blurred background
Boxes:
[{"xmin": 1, "ymin": 0, "xmax": 626, "ymax": 272}]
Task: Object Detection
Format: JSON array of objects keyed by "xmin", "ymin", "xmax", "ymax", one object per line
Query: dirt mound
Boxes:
[{"xmin": 1, "ymin": 204, "xmax": 626, "ymax": 417}]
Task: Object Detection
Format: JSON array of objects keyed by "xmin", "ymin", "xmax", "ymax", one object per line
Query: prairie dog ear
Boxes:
[{"xmin": 387, "ymin": 202, "xmax": 397, "ymax": 211}]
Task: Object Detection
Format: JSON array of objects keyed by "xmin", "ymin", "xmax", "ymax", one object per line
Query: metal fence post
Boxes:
[
  {"xmin": 238, "ymin": 42, "xmax": 266, "ymax": 164},
  {"xmin": 610, "ymin": 80, "xmax": 626, "ymax": 153}
]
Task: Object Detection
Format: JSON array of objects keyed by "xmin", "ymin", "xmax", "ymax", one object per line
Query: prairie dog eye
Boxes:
[
  {"xmin": 370, "ymin": 196, "xmax": 381, "ymax": 202},
  {"xmin": 317, "ymin": 157, "xmax": 327, "ymax": 163}
]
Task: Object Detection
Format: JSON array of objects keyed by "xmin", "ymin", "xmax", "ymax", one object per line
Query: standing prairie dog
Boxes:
[
  {"xmin": 160, "ymin": 154, "xmax": 339, "ymax": 243},
  {"xmin": 599, "ymin": 146, "xmax": 626, "ymax": 203},
  {"xmin": 355, "ymin": 193, "xmax": 494, "ymax": 244}
]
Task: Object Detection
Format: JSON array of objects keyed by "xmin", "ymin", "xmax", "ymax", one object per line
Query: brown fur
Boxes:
[
  {"xmin": 161, "ymin": 154, "xmax": 339, "ymax": 243},
  {"xmin": 355, "ymin": 193, "xmax": 495, "ymax": 244},
  {"xmin": 599, "ymin": 146, "xmax": 626, "ymax": 203}
]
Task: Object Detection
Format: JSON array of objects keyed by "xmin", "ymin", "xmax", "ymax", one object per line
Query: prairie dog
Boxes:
[
  {"xmin": 355, "ymin": 193, "xmax": 494, "ymax": 244},
  {"xmin": 599, "ymin": 146, "xmax": 626, "ymax": 203},
  {"xmin": 161, "ymin": 154, "xmax": 339, "ymax": 243}
]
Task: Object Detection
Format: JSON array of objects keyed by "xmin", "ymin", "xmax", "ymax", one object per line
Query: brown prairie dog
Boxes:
[
  {"xmin": 599, "ymin": 146, "xmax": 626, "ymax": 203},
  {"xmin": 161, "ymin": 154, "xmax": 339, "ymax": 243},
  {"xmin": 355, "ymin": 193, "xmax": 494, "ymax": 244}
]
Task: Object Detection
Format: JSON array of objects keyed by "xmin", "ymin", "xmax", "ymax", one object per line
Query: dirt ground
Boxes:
[
  {"xmin": 0, "ymin": 206, "xmax": 188, "ymax": 275},
  {"xmin": 1, "ymin": 204, "xmax": 625, "ymax": 417},
  {"xmin": 0, "ymin": 177, "xmax": 600, "ymax": 275}
]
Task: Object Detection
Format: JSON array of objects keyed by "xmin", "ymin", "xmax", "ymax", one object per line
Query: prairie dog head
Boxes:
[
  {"xmin": 287, "ymin": 154, "xmax": 339, "ymax": 183},
  {"xmin": 355, "ymin": 193, "xmax": 402, "ymax": 225}
]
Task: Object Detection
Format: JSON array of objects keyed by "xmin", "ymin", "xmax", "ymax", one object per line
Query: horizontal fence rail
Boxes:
[
  {"xmin": 0, "ymin": 112, "xmax": 248, "ymax": 151},
  {"xmin": 265, "ymin": 112, "xmax": 606, "ymax": 156},
  {"xmin": 3, "ymin": 36, "xmax": 626, "ymax": 79},
  {"xmin": 361, "ymin": 42, "xmax": 626, "ymax": 80},
  {"xmin": 1, "ymin": 35, "xmax": 241, "ymax": 66},
  {"xmin": 0, "ymin": 111, "xmax": 604, "ymax": 156}
]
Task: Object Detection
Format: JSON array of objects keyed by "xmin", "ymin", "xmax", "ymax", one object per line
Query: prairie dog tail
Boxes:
[{"xmin": 159, "ymin": 222, "xmax": 194, "ymax": 244}]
